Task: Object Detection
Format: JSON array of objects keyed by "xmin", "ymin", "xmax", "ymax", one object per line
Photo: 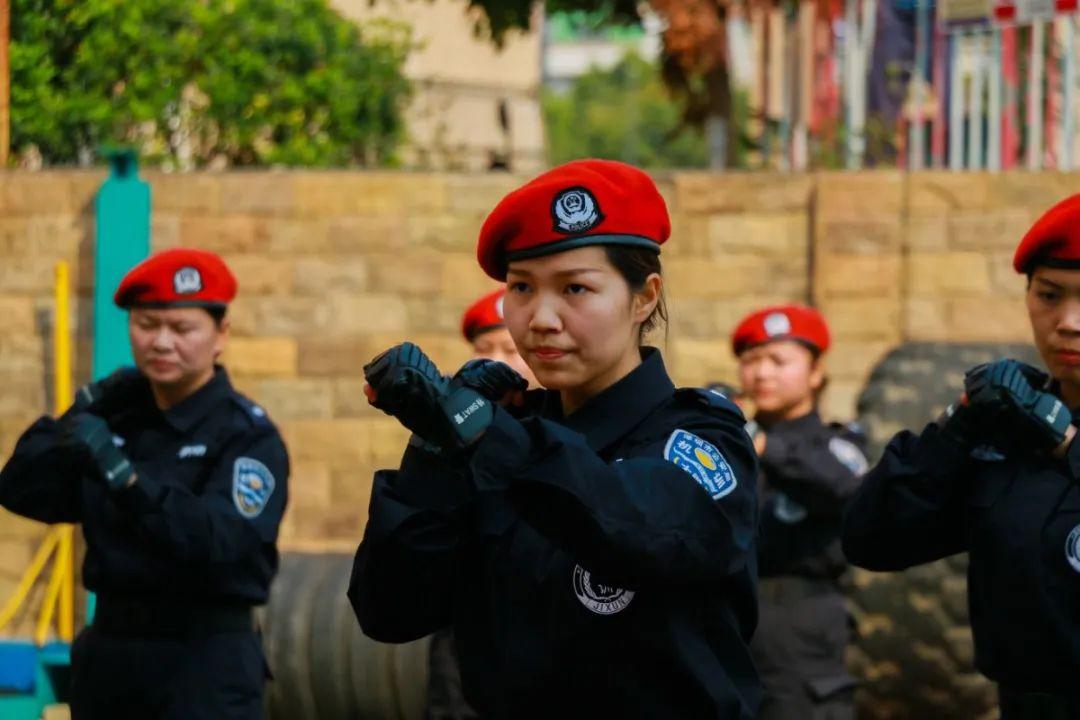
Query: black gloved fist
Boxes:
[
  {"xmin": 363, "ymin": 343, "xmax": 494, "ymax": 451},
  {"xmin": 64, "ymin": 413, "xmax": 135, "ymax": 491},
  {"xmin": 453, "ymin": 359, "xmax": 527, "ymax": 403},
  {"xmin": 70, "ymin": 366, "xmax": 142, "ymax": 414},
  {"xmin": 936, "ymin": 399, "xmax": 983, "ymax": 450},
  {"xmin": 964, "ymin": 359, "xmax": 1071, "ymax": 453}
]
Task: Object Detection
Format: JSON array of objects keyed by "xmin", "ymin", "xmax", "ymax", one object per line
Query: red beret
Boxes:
[
  {"xmin": 477, "ymin": 159, "xmax": 670, "ymax": 280},
  {"xmin": 114, "ymin": 248, "xmax": 238, "ymax": 309},
  {"xmin": 461, "ymin": 288, "xmax": 506, "ymax": 342},
  {"xmin": 1013, "ymin": 193, "xmax": 1080, "ymax": 273},
  {"xmin": 732, "ymin": 304, "xmax": 831, "ymax": 356}
]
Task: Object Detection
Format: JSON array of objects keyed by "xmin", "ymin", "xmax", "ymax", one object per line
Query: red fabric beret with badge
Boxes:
[
  {"xmin": 114, "ymin": 248, "xmax": 238, "ymax": 309},
  {"xmin": 461, "ymin": 288, "xmax": 506, "ymax": 342},
  {"xmin": 476, "ymin": 159, "xmax": 671, "ymax": 280},
  {"xmin": 1013, "ymin": 193, "xmax": 1080, "ymax": 273},
  {"xmin": 732, "ymin": 304, "xmax": 831, "ymax": 356}
]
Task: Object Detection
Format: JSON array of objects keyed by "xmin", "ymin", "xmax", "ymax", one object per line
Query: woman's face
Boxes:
[
  {"xmin": 471, "ymin": 326, "xmax": 538, "ymax": 388},
  {"xmin": 129, "ymin": 307, "xmax": 227, "ymax": 391},
  {"xmin": 504, "ymin": 246, "xmax": 658, "ymax": 401},
  {"xmin": 737, "ymin": 340, "xmax": 823, "ymax": 420},
  {"xmin": 1027, "ymin": 266, "xmax": 1080, "ymax": 386}
]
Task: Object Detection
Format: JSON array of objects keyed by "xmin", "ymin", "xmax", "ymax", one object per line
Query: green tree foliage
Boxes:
[
  {"xmin": 543, "ymin": 53, "xmax": 710, "ymax": 169},
  {"xmin": 10, "ymin": 0, "xmax": 413, "ymax": 168}
]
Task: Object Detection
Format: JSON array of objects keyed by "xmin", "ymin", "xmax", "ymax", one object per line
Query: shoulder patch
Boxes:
[
  {"xmin": 232, "ymin": 456, "xmax": 276, "ymax": 519},
  {"xmin": 828, "ymin": 436, "xmax": 869, "ymax": 475},
  {"xmin": 664, "ymin": 429, "xmax": 738, "ymax": 500}
]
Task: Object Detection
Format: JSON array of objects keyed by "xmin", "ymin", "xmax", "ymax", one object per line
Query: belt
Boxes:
[
  {"xmin": 94, "ymin": 596, "xmax": 256, "ymax": 637},
  {"xmin": 1000, "ymin": 687, "xmax": 1080, "ymax": 720},
  {"xmin": 758, "ymin": 576, "xmax": 838, "ymax": 604}
]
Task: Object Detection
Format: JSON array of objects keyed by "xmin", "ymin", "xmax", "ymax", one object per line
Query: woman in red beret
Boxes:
[
  {"xmin": 0, "ymin": 248, "xmax": 289, "ymax": 720},
  {"xmin": 349, "ymin": 159, "xmax": 762, "ymax": 718},
  {"xmin": 732, "ymin": 304, "xmax": 866, "ymax": 720},
  {"xmin": 843, "ymin": 194, "xmax": 1080, "ymax": 719}
]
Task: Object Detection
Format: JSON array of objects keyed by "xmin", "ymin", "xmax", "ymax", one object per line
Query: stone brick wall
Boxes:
[{"xmin": 0, "ymin": 169, "xmax": 1075, "ymax": 634}]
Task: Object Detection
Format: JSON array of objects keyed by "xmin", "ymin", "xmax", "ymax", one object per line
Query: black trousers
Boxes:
[
  {"xmin": 751, "ymin": 578, "xmax": 856, "ymax": 720},
  {"xmin": 69, "ymin": 625, "xmax": 268, "ymax": 720}
]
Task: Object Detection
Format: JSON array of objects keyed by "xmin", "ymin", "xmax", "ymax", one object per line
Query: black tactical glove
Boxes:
[
  {"xmin": 64, "ymin": 413, "xmax": 135, "ymax": 491},
  {"xmin": 364, "ymin": 343, "xmax": 494, "ymax": 451},
  {"xmin": 936, "ymin": 399, "xmax": 984, "ymax": 450},
  {"xmin": 964, "ymin": 359, "xmax": 1071, "ymax": 453},
  {"xmin": 453, "ymin": 359, "xmax": 527, "ymax": 403},
  {"xmin": 69, "ymin": 366, "xmax": 142, "ymax": 414}
]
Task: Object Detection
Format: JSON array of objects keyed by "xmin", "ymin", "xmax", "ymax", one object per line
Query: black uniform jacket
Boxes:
[
  {"xmin": 0, "ymin": 367, "xmax": 289, "ymax": 606},
  {"xmin": 350, "ymin": 349, "xmax": 761, "ymax": 719},
  {"xmin": 842, "ymin": 421, "xmax": 1080, "ymax": 693},
  {"xmin": 757, "ymin": 412, "xmax": 867, "ymax": 580}
]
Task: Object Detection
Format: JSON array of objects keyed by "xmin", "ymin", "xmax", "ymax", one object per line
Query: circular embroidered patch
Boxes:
[
  {"xmin": 573, "ymin": 564, "xmax": 634, "ymax": 615},
  {"xmin": 1066, "ymin": 524, "xmax": 1080, "ymax": 574},
  {"xmin": 552, "ymin": 187, "xmax": 602, "ymax": 234}
]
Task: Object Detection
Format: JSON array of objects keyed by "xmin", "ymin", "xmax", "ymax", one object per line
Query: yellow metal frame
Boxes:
[{"xmin": 0, "ymin": 262, "xmax": 76, "ymax": 644}]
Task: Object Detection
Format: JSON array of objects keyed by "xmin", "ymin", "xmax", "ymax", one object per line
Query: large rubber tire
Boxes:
[
  {"xmin": 266, "ymin": 553, "xmax": 336, "ymax": 720},
  {"xmin": 309, "ymin": 553, "xmax": 359, "ymax": 720},
  {"xmin": 264, "ymin": 551, "xmax": 431, "ymax": 720},
  {"xmin": 850, "ymin": 342, "xmax": 1042, "ymax": 720}
]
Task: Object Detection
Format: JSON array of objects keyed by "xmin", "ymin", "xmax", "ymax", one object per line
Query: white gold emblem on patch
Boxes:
[
  {"xmin": 573, "ymin": 564, "xmax": 634, "ymax": 615},
  {"xmin": 763, "ymin": 312, "xmax": 791, "ymax": 337},
  {"xmin": 1066, "ymin": 524, "xmax": 1080, "ymax": 574},
  {"xmin": 552, "ymin": 187, "xmax": 603, "ymax": 234},
  {"xmin": 663, "ymin": 429, "xmax": 738, "ymax": 500},
  {"xmin": 232, "ymin": 456, "xmax": 275, "ymax": 519},
  {"xmin": 173, "ymin": 266, "xmax": 203, "ymax": 295}
]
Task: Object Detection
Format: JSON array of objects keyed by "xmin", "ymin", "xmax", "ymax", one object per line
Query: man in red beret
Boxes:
[
  {"xmin": 844, "ymin": 195, "xmax": 1080, "ymax": 719},
  {"xmin": 732, "ymin": 304, "xmax": 866, "ymax": 720},
  {"xmin": 0, "ymin": 248, "xmax": 289, "ymax": 720}
]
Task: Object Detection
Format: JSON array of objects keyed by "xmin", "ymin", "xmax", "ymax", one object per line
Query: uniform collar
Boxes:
[
  {"xmin": 161, "ymin": 365, "xmax": 233, "ymax": 433},
  {"xmin": 540, "ymin": 347, "xmax": 674, "ymax": 453},
  {"xmin": 757, "ymin": 409, "xmax": 821, "ymax": 434}
]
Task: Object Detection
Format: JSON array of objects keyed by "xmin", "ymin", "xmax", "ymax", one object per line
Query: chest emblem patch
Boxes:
[
  {"xmin": 573, "ymin": 564, "xmax": 634, "ymax": 615},
  {"xmin": 772, "ymin": 492, "xmax": 808, "ymax": 524},
  {"xmin": 664, "ymin": 429, "xmax": 737, "ymax": 500},
  {"xmin": 233, "ymin": 456, "xmax": 275, "ymax": 519},
  {"xmin": 1066, "ymin": 525, "xmax": 1080, "ymax": 574}
]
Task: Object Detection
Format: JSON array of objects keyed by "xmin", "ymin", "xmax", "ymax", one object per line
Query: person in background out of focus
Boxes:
[
  {"xmin": 733, "ymin": 304, "xmax": 867, "ymax": 720},
  {"xmin": 424, "ymin": 287, "xmax": 539, "ymax": 720}
]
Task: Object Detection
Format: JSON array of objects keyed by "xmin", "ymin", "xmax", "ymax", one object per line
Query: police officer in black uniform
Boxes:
[
  {"xmin": 842, "ymin": 194, "xmax": 1080, "ymax": 719},
  {"xmin": 349, "ymin": 160, "xmax": 761, "ymax": 718},
  {"xmin": 0, "ymin": 248, "xmax": 289, "ymax": 720},
  {"xmin": 732, "ymin": 304, "xmax": 866, "ymax": 720}
]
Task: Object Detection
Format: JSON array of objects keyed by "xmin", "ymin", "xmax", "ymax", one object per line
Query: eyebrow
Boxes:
[{"xmin": 1036, "ymin": 277, "xmax": 1066, "ymax": 290}]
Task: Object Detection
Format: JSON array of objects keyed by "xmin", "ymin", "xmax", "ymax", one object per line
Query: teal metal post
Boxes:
[{"xmin": 93, "ymin": 149, "xmax": 150, "ymax": 379}]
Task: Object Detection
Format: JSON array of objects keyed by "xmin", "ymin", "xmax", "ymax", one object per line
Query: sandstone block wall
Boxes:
[{"xmin": 0, "ymin": 169, "xmax": 1074, "ymax": 634}]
